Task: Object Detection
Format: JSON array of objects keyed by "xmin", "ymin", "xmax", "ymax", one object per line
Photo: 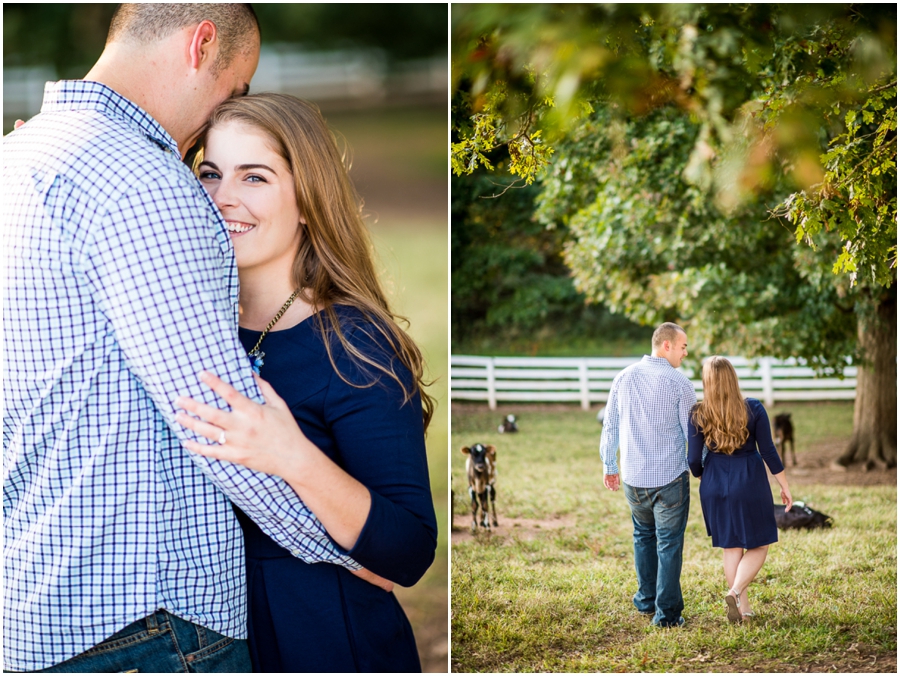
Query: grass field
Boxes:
[
  {"xmin": 452, "ymin": 333, "xmax": 650, "ymax": 358},
  {"xmin": 451, "ymin": 402, "xmax": 897, "ymax": 673}
]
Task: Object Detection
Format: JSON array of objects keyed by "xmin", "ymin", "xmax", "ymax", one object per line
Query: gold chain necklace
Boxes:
[{"xmin": 247, "ymin": 289, "xmax": 300, "ymax": 374}]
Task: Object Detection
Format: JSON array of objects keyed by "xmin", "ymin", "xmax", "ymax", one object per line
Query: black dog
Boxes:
[
  {"xmin": 773, "ymin": 413, "xmax": 796, "ymax": 466},
  {"xmin": 498, "ymin": 414, "xmax": 518, "ymax": 433}
]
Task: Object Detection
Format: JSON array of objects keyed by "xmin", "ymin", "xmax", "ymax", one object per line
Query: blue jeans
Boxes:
[
  {"xmin": 623, "ymin": 471, "xmax": 690, "ymax": 627},
  {"xmin": 30, "ymin": 610, "xmax": 250, "ymax": 673}
]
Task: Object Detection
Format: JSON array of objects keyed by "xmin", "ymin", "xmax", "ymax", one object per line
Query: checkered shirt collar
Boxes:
[
  {"xmin": 643, "ymin": 354, "xmax": 674, "ymax": 368},
  {"xmin": 41, "ymin": 79, "xmax": 179, "ymax": 155}
]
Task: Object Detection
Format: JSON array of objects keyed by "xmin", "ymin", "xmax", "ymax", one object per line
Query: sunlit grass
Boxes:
[
  {"xmin": 453, "ymin": 333, "xmax": 649, "ymax": 358},
  {"xmin": 451, "ymin": 403, "xmax": 896, "ymax": 672}
]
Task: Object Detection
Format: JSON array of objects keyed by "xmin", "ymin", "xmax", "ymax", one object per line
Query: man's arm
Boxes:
[
  {"xmin": 677, "ymin": 376, "xmax": 698, "ymax": 449},
  {"xmin": 81, "ymin": 173, "xmax": 358, "ymax": 568},
  {"xmin": 599, "ymin": 378, "xmax": 621, "ymax": 476}
]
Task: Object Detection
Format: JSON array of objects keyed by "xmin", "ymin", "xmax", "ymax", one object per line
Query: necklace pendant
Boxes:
[
  {"xmin": 248, "ymin": 349, "xmax": 265, "ymax": 375},
  {"xmin": 245, "ymin": 290, "xmax": 297, "ymax": 377}
]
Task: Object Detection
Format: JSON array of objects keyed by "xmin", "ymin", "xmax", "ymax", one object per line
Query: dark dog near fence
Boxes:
[
  {"xmin": 498, "ymin": 414, "xmax": 518, "ymax": 433},
  {"xmin": 461, "ymin": 443, "xmax": 497, "ymax": 533},
  {"xmin": 773, "ymin": 413, "xmax": 796, "ymax": 466}
]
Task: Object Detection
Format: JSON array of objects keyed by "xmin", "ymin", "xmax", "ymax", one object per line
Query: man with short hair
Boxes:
[
  {"xmin": 4, "ymin": 5, "xmax": 359, "ymax": 672},
  {"xmin": 599, "ymin": 322, "xmax": 696, "ymax": 628}
]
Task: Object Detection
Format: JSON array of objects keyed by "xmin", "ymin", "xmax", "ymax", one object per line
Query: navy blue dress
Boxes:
[
  {"xmin": 234, "ymin": 306, "xmax": 437, "ymax": 673},
  {"xmin": 687, "ymin": 398, "xmax": 785, "ymax": 549}
]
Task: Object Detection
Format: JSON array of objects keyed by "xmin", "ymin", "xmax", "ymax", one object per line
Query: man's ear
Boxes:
[{"xmin": 188, "ymin": 20, "xmax": 219, "ymax": 71}]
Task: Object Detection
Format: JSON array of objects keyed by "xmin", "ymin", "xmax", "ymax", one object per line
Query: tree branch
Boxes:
[
  {"xmin": 871, "ymin": 80, "xmax": 897, "ymax": 94},
  {"xmin": 479, "ymin": 178, "xmax": 529, "ymax": 198}
]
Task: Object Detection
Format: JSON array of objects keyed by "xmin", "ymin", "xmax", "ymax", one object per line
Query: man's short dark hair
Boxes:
[
  {"xmin": 652, "ymin": 322, "xmax": 686, "ymax": 350},
  {"xmin": 107, "ymin": 4, "xmax": 259, "ymax": 73}
]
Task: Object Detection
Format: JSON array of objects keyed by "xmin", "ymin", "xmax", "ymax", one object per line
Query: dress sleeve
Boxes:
[
  {"xmin": 323, "ymin": 321, "xmax": 437, "ymax": 587},
  {"xmin": 687, "ymin": 406, "xmax": 705, "ymax": 477},
  {"xmin": 751, "ymin": 399, "xmax": 785, "ymax": 475}
]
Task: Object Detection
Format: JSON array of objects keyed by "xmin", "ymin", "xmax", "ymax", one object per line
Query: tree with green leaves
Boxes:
[
  {"xmin": 452, "ymin": 4, "xmax": 896, "ymax": 468},
  {"xmin": 451, "ymin": 161, "xmax": 650, "ymax": 354},
  {"xmin": 3, "ymin": 4, "xmax": 447, "ymax": 77}
]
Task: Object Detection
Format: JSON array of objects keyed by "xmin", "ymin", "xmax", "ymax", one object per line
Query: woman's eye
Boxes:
[
  {"xmin": 198, "ymin": 171, "xmax": 220, "ymax": 180},
  {"xmin": 246, "ymin": 175, "xmax": 266, "ymax": 183}
]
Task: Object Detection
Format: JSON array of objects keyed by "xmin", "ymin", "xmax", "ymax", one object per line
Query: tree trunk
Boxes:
[{"xmin": 836, "ymin": 290, "xmax": 897, "ymax": 470}]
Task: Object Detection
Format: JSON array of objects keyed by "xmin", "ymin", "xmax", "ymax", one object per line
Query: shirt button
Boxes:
[{"xmin": 292, "ymin": 549, "xmax": 300, "ymax": 556}]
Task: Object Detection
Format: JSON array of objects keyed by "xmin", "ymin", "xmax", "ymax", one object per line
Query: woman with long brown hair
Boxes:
[
  {"xmin": 688, "ymin": 356, "xmax": 792, "ymax": 624},
  {"xmin": 173, "ymin": 93, "xmax": 436, "ymax": 671}
]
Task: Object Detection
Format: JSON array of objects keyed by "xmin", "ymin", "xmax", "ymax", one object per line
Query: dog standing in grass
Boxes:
[
  {"xmin": 461, "ymin": 443, "xmax": 497, "ymax": 533},
  {"xmin": 773, "ymin": 414, "xmax": 796, "ymax": 466}
]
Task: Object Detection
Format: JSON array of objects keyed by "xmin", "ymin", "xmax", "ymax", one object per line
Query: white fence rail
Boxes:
[{"xmin": 451, "ymin": 355, "xmax": 857, "ymax": 410}]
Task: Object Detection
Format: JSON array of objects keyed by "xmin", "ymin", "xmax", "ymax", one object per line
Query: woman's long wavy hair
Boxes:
[
  {"xmin": 194, "ymin": 93, "xmax": 434, "ymax": 430},
  {"xmin": 691, "ymin": 356, "xmax": 748, "ymax": 454}
]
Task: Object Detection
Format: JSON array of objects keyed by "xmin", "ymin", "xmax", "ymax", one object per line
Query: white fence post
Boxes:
[
  {"xmin": 486, "ymin": 359, "xmax": 497, "ymax": 410},
  {"xmin": 760, "ymin": 357, "xmax": 774, "ymax": 408},
  {"xmin": 578, "ymin": 360, "xmax": 590, "ymax": 411}
]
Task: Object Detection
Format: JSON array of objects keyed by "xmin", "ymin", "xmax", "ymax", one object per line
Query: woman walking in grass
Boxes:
[{"xmin": 687, "ymin": 356, "xmax": 792, "ymax": 623}]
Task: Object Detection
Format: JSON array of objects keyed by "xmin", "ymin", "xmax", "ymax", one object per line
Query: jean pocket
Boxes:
[
  {"xmin": 81, "ymin": 621, "xmax": 167, "ymax": 657},
  {"xmin": 657, "ymin": 475, "xmax": 685, "ymax": 509},
  {"xmin": 623, "ymin": 484, "xmax": 642, "ymax": 508},
  {"xmin": 184, "ymin": 631, "xmax": 236, "ymax": 667}
]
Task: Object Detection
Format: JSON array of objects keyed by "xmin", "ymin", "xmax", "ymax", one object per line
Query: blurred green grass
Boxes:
[
  {"xmin": 373, "ymin": 219, "xmax": 447, "ymax": 500},
  {"xmin": 453, "ymin": 333, "xmax": 650, "ymax": 358},
  {"xmin": 373, "ymin": 221, "xmax": 448, "ymax": 672}
]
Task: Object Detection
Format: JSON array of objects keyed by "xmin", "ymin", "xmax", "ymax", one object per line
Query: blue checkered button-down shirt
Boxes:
[
  {"xmin": 599, "ymin": 356, "xmax": 697, "ymax": 488},
  {"xmin": 3, "ymin": 81, "xmax": 359, "ymax": 671}
]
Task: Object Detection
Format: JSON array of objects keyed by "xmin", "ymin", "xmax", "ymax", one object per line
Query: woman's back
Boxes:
[{"xmin": 688, "ymin": 397, "xmax": 785, "ymax": 550}]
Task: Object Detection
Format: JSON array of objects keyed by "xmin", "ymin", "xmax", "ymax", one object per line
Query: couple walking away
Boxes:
[
  {"xmin": 600, "ymin": 323, "xmax": 792, "ymax": 627},
  {"xmin": 4, "ymin": 4, "xmax": 436, "ymax": 673}
]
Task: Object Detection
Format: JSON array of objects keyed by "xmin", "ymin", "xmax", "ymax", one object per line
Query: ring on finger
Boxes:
[{"xmin": 218, "ymin": 430, "xmax": 226, "ymax": 445}]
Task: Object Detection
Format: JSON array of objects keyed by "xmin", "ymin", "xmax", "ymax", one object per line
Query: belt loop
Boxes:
[{"xmin": 146, "ymin": 609, "xmax": 160, "ymax": 634}]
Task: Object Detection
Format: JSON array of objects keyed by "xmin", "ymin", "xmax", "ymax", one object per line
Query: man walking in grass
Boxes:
[{"xmin": 599, "ymin": 322, "xmax": 696, "ymax": 628}]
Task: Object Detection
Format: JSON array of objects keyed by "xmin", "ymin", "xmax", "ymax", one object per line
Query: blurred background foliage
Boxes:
[
  {"xmin": 4, "ymin": 3, "xmax": 448, "ymax": 671},
  {"xmin": 451, "ymin": 164, "xmax": 651, "ymax": 356},
  {"xmin": 451, "ymin": 3, "xmax": 895, "ymax": 469},
  {"xmin": 3, "ymin": 3, "xmax": 447, "ymax": 73}
]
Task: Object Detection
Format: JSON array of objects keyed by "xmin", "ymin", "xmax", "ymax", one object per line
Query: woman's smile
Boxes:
[{"xmin": 225, "ymin": 220, "xmax": 256, "ymax": 236}]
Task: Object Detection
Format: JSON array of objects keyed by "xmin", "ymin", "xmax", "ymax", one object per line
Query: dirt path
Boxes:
[
  {"xmin": 776, "ymin": 437, "xmax": 896, "ymax": 487},
  {"xmin": 451, "ymin": 515, "xmax": 576, "ymax": 545}
]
